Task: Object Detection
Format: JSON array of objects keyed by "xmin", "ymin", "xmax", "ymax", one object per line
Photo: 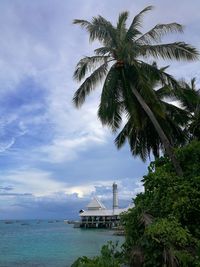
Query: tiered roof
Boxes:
[{"xmin": 86, "ymin": 197, "xmax": 106, "ymax": 210}]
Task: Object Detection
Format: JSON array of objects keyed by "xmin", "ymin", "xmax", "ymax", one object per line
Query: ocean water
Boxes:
[{"xmin": 0, "ymin": 220, "xmax": 124, "ymax": 267}]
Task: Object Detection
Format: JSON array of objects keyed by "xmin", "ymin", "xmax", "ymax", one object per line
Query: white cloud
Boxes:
[
  {"xmin": 64, "ymin": 185, "xmax": 95, "ymax": 198},
  {"xmin": 0, "ymin": 168, "xmax": 143, "ymax": 202},
  {"xmin": 0, "ymin": 138, "xmax": 15, "ymax": 152},
  {"xmin": 36, "ymin": 101, "xmax": 109, "ymax": 163},
  {"xmin": 0, "ymin": 116, "xmax": 28, "ymax": 152},
  {"xmin": 0, "ymin": 168, "xmax": 68, "ymax": 196},
  {"xmin": 64, "ymin": 178, "xmax": 144, "ymax": 200},
  {"xmin": 39, "ymin": 135, "xmax": 104, "ymax": 163}
]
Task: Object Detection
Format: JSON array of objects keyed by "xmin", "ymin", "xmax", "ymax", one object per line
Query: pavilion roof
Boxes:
[
  {"xmin": 86, "ymin": 196, "xmax": 106, "ymax": 210},
  {"xmin": 80, "ymin": 207, "xmax": 128, "ymax": 217}
]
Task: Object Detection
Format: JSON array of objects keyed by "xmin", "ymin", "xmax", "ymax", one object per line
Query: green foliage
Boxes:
[
  {"xmin": 71, "ymin": 241, "xmax": 122, "ymax": 267},
  {"xmin": 122, "ymin": 141, "xmax": 200, "ymax": 266}
]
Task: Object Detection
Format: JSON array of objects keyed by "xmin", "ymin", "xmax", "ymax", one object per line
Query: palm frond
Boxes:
[
  {"xmin": 73, "ymin": 63, "xmax": 108, "ymax": 107},
  {"xmin": 134, "ymin": 124, "xmax": 161, "ymax": 161},
  {"xmin": 136, "ymin": 23, "xmax": 183, "ymax": 44},
  {"xmin": 172, "ymin": 82, "xmax": 200, "ymax": 112},
  {"xmin": 73, "ymin": 56, "xmax": 110, "ymax": 81},
  {"xmin": 117, "ymin": 11, "xmax": 129, "ymax": 31},
  {"xmin": 115, "ymin": 122, "xmax": 130, "ymax": 149},
  {"xmin": 117, "ymin": 11, "xmax": 129, "ymax": 41},
  {"xmin": 140, "ymin": 212, "xmax": 154, "ymax": 227},
  {"xmin": 138, "ymin": 61, "xmax": 180, "ymax": 90},
  {"xmin": 190, "ymin": 111, "xmax": 200, "ymax": 140},
  {"xmin": 94, "ymin": 46, "xmax": 112, "ymax": 56},
  {"xmin": 126, "ymin": 6, "xmax": 153, "ymax": 41},
  {"xmin": 163, "ymin": 247, "xmax": 179, "ymax": 267},
  {"xmin": 191, "ymin": 77, "xmax": 196, "ymax": 90},
  {"xmin": 98, "ymin": 67, "xmax": 123, "ymax": 131},
  {"xmin": 156, "ymin": 86, "xmax": 174, "ymax": 99},
  {"xmin": 73, "ymin": 19, "xmax": 91, "ymax": 28},
  {"xmin": 74, "ymin": 16, "xmax": 116, "ymax": 45},
  {"xmin": 130, "ymin": 246, "xmax": 144, "ymax": 267},
  {"xmin": 140, "ymin": 42, "xmax": 199, "ymax": 61},
  {"xmin": 89, "ymin": 15, "xmax": 116, "ymax": 45},
  {"xmin": 115, "ymin": 117, "xmax": 161, "ymax": 161},
  {"xmin": 163, "ymin": 116, "xmax": 189, "ymax": 146}
]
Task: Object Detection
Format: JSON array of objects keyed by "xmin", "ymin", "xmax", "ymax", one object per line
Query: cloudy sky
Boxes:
[{"xmin": 0, "ymin": 0, "xmax": 199, "ymax": 219}]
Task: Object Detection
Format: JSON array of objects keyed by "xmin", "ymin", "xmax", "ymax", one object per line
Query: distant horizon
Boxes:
[{"xmin": 0, "ymin": 192, "xmax": 133, "ymax": 220}]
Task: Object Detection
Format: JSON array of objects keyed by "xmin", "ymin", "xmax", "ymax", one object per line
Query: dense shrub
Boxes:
[{"xmin": 122, "ymin": 141, "xmax": 200, "ymax": 266}]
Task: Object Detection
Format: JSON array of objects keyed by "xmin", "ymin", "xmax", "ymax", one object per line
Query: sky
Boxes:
[{"xmin": 0, "ymin": 0, "xmax": 200, "ymax": 219}]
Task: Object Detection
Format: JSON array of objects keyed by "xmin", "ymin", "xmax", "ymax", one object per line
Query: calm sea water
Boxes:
[{"xmin": 0, "ymin": 220, "xmax": 123, "ymax": 267}]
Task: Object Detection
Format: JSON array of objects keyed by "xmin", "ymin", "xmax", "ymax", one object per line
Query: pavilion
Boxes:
[{"xmin": 79, "ymin": 183, "xmax": 131, "ymax": 228}]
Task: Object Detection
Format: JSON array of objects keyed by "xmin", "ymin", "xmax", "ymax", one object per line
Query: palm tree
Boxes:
[
  {"xmin": 72, "ymin": 6, "xmax": 199, "ymax": 175},
  {"xmin": 176, "ymin": 78, "xmax": 200, "ymax": 140}
]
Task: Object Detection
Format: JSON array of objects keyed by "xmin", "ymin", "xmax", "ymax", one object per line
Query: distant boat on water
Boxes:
[{"xmin": 4, "ymin": 221, "xmax": 14, "ymax": 224}]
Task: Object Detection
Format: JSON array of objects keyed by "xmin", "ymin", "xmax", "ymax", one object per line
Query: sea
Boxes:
[{"xmin": 0, "ymin": 220, "xmax": 124, "ymax": 267}]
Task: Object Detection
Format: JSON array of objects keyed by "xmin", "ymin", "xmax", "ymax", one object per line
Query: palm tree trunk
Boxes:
[{"xmin": 121, "ymin": 70, "xmax": 183, "ymax": 176}]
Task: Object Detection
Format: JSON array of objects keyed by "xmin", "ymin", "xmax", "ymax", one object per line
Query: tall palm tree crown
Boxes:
[
  {"xmin": 177, "ymin": 78, "xmax": 200, "ymax": 141},
  {"xmin": 72, "ymin": 6, "xmax": 199, "ymax": 175}
]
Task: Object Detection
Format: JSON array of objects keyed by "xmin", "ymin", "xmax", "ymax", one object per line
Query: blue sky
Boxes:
[{"xmin": 0, "ymin": 0, "xmax": 200, "ymax": 219}]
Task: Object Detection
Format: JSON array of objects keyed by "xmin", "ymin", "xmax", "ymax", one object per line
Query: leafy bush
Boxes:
[
  {"xmin": 71, "ymin": 241, "xmax": 123, "ymax": 267},
  {"xmin": 122, "ymin": 141, "xmax": 200, "ymax": 266}
]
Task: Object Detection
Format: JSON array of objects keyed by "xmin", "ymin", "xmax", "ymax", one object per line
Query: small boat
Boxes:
[{"xmin": 4, "ymin": 221, "xmax": 13, "ymax": 224}]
